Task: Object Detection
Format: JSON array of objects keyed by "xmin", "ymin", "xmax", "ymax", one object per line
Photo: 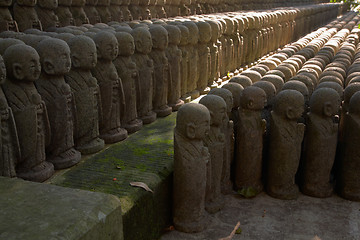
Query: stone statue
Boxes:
[
  {"xmin": 173, "ymin": 102, "xmax": 210, "ymax": 233},
  {"xmin": 0, "ymin": 38, "xmax": 25, "ymax": 55},
  {"xmin": 56, "ymin": 0, "xmax": 74, "ymax": 27},
  {"xmin": 206, "ymin": 20, "xmax": 221, "ymax": 89},
  {"xmin": 65, "ymin": 35, "xmax": 105, "ymax": 154},
  {"xmin": 176, "ymin": 24, "xmax": 189, "ymax": 99},
  {"xmin": 154, "ymin": 0, "xmax": 167, "ymax": 18},
  {"xmin": 208, "ymin": 88, "xmax": 234, "ymax": 194},
  {"xmin": 129, "ymin": 0, "xmax": 141, "ymax": 20},
  {"xmin": 84, "ymin": 0, "xmax": 101, "ymax": 24},
  {"xmin": 267, "ymin": 90, "xmax": 305, "ymax": 199},
  {"xmin": 70, "ymin": 0, "xmax": 90, "ymax": 26},
  {"xmin": 229, "ymin": 75, "xmax": 252, "ymax": 88},
  {"xmin": 120, "ymin": 0, "xmax": 133, "ymax": 21},
  {"xmin": 138, "ymin": 0, "xmax": 151, "ymax": 20},
  {"xmin": 131, "ymin": 27, "xmax": 157, "ymax": 124},
  {"xmin": 338, "ymin": 91, "xmax": 360, "ymax": 201},
  {"xmin": 149, "ymin": 25, "xmax": 172, "ymax": 117},
  {"xmin": 35, "ymin": 38, "xmax": 81, "ymax": 170},
  {"xmin": 199, "ymin": 95, "xmax": 226, "ymax": 213},
  {"xmin": 0, "ymin": 54, "xmax": 20, "ymax": 178},
  {"xmin": 13, "ymin": 0, "xmax": 42, "ymax": 31},
  {"xmin": 164, "ymin": 25, "xmax": 184, "ymax": 111},
  {"xmin": 235, "ymin": 86, "xmax": 266, "ymax": 197},
  {"xmin": 36, "ymin": 0, "xmax": 60, "ymax": 30},
  {"xmin": 91, "ymin": 32, "xmax": 130, "ymax": 141},
  {"xmin": 183, "ymin": 21, "xmax": 200, "ymax": 100},
  {"xmin": 302, "ymin": 88, "xmax": 341, "ymax": 198},
  {"xmin": 97, "ymin": 0, "xmax": 112, "ymax": 23},
  {"xmin": 0, "ymin": 0, "xmax": 18, "ymax": 32},
  {"xmin": 112, "ymin": 31, "xmax": 143, "ymax": 133},
  {"xmin": 2, "ymin": 44, "xmax": 54, "ymax": 182},
  {"xmin": 109, "ymin": 0, "xmax": 123, "ymax": 22},
  {"xmin": 196, "ymin": 21, "xmax": 211, "ymax": 94}
]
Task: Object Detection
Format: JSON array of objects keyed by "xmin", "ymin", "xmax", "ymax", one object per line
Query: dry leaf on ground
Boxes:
[{"xmin": 130, "ymin": 182, "xmax": 154, "ymax": 193}]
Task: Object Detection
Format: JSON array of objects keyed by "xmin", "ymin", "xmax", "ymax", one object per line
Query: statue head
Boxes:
[
  {"xmin": 196, "ymin": 21, "xmax": 211, "ymax": 44},
  {"xmin": 261, "ymin": 74, "xmax": 284, "ymax": 94},
  {"xmin": 0, "ymin": 39, "xmax": 25, "ymax": 55},
  {"xmin": 316, "ymin": 82, "xmax": 343, "ymax": 100},
  {"xmin": 199, "ymin": 95, "xmax": 226, "ymax": 127},
  {"xmin": 0, "ymin": 55, "xmax": 6, "ymax": 85},
  {"xmin": 176, "ymin": 24, "xmax": 189, "ymax": 46},
  {"xmin": 240, "ymin": 86, "xmax": 266, "ymax": 111},
  {"xmin": 115, "ymin": 31, "xmax": 135, "ymax": 56},
  {"xmin": 241, "ymin": 70, "xmax": 262, "ymax": 83},
  {"xmin": 344, "ymin": 83, "xmax": 360, "ymax": 108},
  {"xmin": 131, "ymin": 27, "xmax": 153, "ymax": 54},
  {"xmin": 164, "ymin": 25, "xmax": 181, "ymax": 46},
  {"xmin": 205, "ymin": 20, "xmax": 220, "ymax": 44},
  {"xmin": 229, "ymin": 75, "xmax": 252, "ymax": 88},
  {"xmin": 38, "ymin": 0, "xmax": 58, "ymax": 9},
  {"xmin": 349, "ymin": 91, "xmax": 360, "ymax": 116},
  {"xmin": 208, "ymin": 88, "xmax": 233, "ymax": 114},
  {"xmin": 3, "ymin": 44, "xmax": 41, "ymax": 82},
  {"xmin": 282, "ymin": 80, "xmax": 309, "ymax": 103},
  {"xmin": 93, "ymin": 31, "xmax": 118, "ymax": 61},
  {"xmin": 221, "ymin": 82, "xmax": 243, "ymax": 109},
  {"xmin": 182, "ymin": 21, "xmax": 199, "ymax": 45},
  {"xmin": 149, "ymin": 25, "xmax": 168, "ymax": 50},
  {"xmin": 67, "ymin": 35, "xmax": 97, "ymax": 70},
  {"xmin": 309, "ymin": 88, "xmax": 341, "ymax": 118},
  {"xmin": 273, "ymin": 90, "xmax": 304, "ymax": 121},
  {"xmin": 253, "ymin": 81, "xmax": 276, "ymax": 107},
  {"xmin": 176, "ymin": 103, "xmax": 210, "ymax": 140},
  {"xmin": 36, "ymin": 38, "xmax": 71, "ymax": 76}
]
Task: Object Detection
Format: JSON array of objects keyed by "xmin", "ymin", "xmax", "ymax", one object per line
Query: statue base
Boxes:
[
  {"xmin": 100, "ymin": 128, "xmax": 128, "ymax": 144},
  {"xmin": 189, "ymin": 90, "xmax": 200, "ymax": 100},
  {"xmin": 169, "ymin": 99, "xmax": 184, "ymax": 112},
  {"xmin": 205, "ymin": 195, "xmax": 224, "ymax": 214},
  {"xmin": 17, "ymin": 161, "xmax": 55, "ymax": 182},
  {"xmin": 155, "ymin": 105, "xmax": 172, "ymax": 118},
  {"xmin": 174, "ymin": 212, "xmax": 210, "ymax": 233},
  {"xmin": 200, "ymin": 87, "xmax": 211, "ymax": 95},
  {"xmin": 76, "ymin": 137, "xmax": 105, "ymax": 155},
  {"xmin": 123, "ymin": 119, "xmax": 143, "ymax": 134},
  {"xmin": 302, "ymin": 183, "xmax": 333, "ymax": 198},
  {"xmin": 267, "ymin": 183, "xmax": 299, "ymax": 200},
  {"xmin": 48, "ymin": 148, "xmax": 81, "ymax": 169},
  {"xmin": 141, "ymin": 111, "xmax": 157, "ymax": 124}
]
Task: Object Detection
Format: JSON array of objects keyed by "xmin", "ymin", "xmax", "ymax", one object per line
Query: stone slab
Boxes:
[
  {"xmin": 50, "ymin": 112, "xmax": 177, "ymax": 240},
  {"xmin": 0, "ymin": 176, "xmax": 123, "ymax": 240},
  {"xmin": 161, "ymin": 192, "xmax": 360, "ymax": 240}
]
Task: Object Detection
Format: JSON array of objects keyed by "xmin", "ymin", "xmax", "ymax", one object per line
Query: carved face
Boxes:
[
  {"xmin": 119, "ymin": 35, "xmax": 135, "ymax": 56},
  {"xmin": 193, "ymin": 118, "xmax": 210, "ymax": 140},
  {"xmin": 73, "ymin": 47, "xmax": 97, "ymax": 69},
  {"xmin": 248, "ymin": 90, "xmax": 266, "ymax": 111},
  {"xmin": 323, "ymin": 101, "xmax": 339, "ymax": 117},
  {"xmin": 0, "ymin": 57, "xmax": 6, "ymax": 85},
  {"xmin": 135, "ymin": 30, "xmax": 152, "ymax": 54},
  {"xmin": 22, "ymin": 50, "xmax": 41, "ymax": 82},
  {"xmin": 38, "ymin": 0, "xmax": 58, "ymax": 8},
  {"xmin": 211, "ymin": 104, "xmax": 226, "ymax": 126},
  {"xmin": 152, "ymin": 29, "xmax": 168, "ymax": 50},
  {"xmin": 98, "ymin": 36, "xmax": 118, "ymax": 61},
  {"xmin": 50, "ymin": 46, "xmax": 71, "ymax": 75}
]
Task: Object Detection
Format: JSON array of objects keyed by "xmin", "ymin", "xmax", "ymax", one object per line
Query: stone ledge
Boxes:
[{"xmin": 0, "ymin": 177, "xmax": 123, "ymax": 240}]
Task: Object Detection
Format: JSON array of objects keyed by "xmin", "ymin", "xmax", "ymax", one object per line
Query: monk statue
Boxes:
[
  {"xmin": 196, "ymin": 21, "xmax": 211, "ymax": 94},
  {"xmin": 0, "ymin": 0, "xmax": 18, "ymax": 32},
  {"xmin": 164, "ymin": 25, "xmax": 184, "ymax": 111},
  {"xmin": 84, "ymin": 0, "xmax": 101, "ymax": 24},
  {"xmin": 302, "ymin": 88, "xmax": 341, "ymax": 198},
  {"xmin": 199, "ymin": 95, "xmax": 226, "ymax": 213},
  {"xmin": 112, "ymin": 31, "xmax": 143, "ymax": 133},
  {"xmin": 175, "ymin": 24, "xmax": 189, "ymax": 99},
  {"xmin": 338, "ymin": 91, "xmax": 360, "ymax": 201},
  {"xmin": 206, "ymin": 19, "xmax": 221, "ymax": 89},
  {"xmin": 173, "ymin": 103, "xmax": 210, "ymax": 233},
  {"xmin": 109, "ymin": 0, "xmax": 123, "ymax": 22},
  {"xmin": 97, "ymin": 0, "xmax": 112, "ymax": 23},
  {"xmin": 2, "ymin": 44, "xmax": 54, "ymax": 182},
  {"xmin": 35, "ymin": 38, "xmax": 81, "ymax": 170},
  {"xmin": 13, "ymin": 0, "xmax": 42, "ymax": 31},
  {"xmin": 70, "ymin": 0, "xmax": 90, "ymax": 26},
  {"xmin": 267, "ymin": 90, "xmax": 305, "ymax": 200},
  {"xmin": 56, "ymin": 0, "xmax": 74, "ymax": 27},
  {"xmin": 92, "ymin": 32, "xmax": 131, "ymax": 141},
  {"xmin": 120, "ymin": 0, "xmax": 132, "ymax": 21},
  {"xmin": 129, "ymin": 0, "xmax": 141, "ymax": 20},
  {"xmin": 0, "ymin": 54, "xmax": 20, "ymax": 178},
  {"xmin": 138, "ymin": 0, "xmax": 151, "ymax": 20},
  {"xmin": 235, "ymin": 86, "xmax": 266, "ymax": 197},
  {"xmin": 149, "ymin": 25, "xmax": 172, "ymax": 117},
  {"xmin": 65, "ymin": 35, "xmax": 104, "ymax": 154},
  {"xmin": 36, "ymin": 0, "xmax": 60, "ymax": 30}
]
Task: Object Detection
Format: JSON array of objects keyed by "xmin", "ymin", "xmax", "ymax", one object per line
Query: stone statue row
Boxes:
[
  {"xmin": 173, "ymin": 11, "xmax": 360, "ymax": 233},
  {"xmin": 0, "ymin": 0, "xmax": 338, "ymax": 32},
  {"xmin": 0, "ymin": 5, "xmax": 342, "ymax": 183}
]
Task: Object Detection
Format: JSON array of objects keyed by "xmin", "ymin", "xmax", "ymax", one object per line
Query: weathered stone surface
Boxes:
[{"xmin": 0, "ymin": 176, "xmax": 123, "ymax": 240}]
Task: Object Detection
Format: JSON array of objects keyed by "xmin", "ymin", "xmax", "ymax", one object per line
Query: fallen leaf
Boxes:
[
  {"xmin": 130, "ymin": 182, "xmax": 154, "ymax": 193},
  {"xmin": 218, "ymin": 221, "xmax": 241, "ymax": 240},
  {"xmin": 115, "ymin": 166, "xmax": 122, "ymax": 169}
]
